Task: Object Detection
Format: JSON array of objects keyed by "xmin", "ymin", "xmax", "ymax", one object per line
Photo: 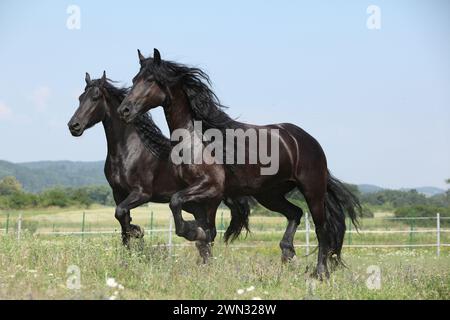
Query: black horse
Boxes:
[
  {"xmin": 68, "ymin": 72, "xmax": 250, "ymax": 261},
  {"xmin": 118, "ymin": 49, "xmax": 361, "ymax": 278}
]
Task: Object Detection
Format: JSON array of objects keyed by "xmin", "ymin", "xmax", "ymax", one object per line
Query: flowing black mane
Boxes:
[
  {"xmin": 98, "ymin": 79, "xmax": 171, "ymax": 159},
  {"xmin": 133, "ymin": 114, "xmax": 171, "ymax": 159},
  {"xmin": 98, "ymin": 79, "xmax": 130, "ymax": 102},
  {"xmin": 142, "ymin": 58, "xmax": 238, "ymax": 131}
]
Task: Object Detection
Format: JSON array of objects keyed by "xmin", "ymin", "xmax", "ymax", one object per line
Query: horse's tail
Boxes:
[
  {"xmin": 223, "ymin": 196, "xmax": 253, "ymax": 243},
  {"xmin": 324, "ymin": 171, "xmax": 361, "ymax": 268}
]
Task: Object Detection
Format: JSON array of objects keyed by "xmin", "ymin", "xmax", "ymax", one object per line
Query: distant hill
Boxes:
[
  {"xmin": 357, "ymin": 184, "xmax": 384, "ymax": 194},
  {"xmin": 357, "ymin": 184, "xmax": 446, "ymax": 197},
  {"xmin": 400, "ymin": 186, "xmax": 446, "ymax": 197},
  {"xmin": 0, "ymin": 160, "xmax": 107, "ymax": 193}
]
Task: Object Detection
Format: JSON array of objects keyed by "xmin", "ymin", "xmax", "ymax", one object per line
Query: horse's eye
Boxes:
[{"xmin": 91, "ymin": 88, "xmax": 101, "ymax": 100}]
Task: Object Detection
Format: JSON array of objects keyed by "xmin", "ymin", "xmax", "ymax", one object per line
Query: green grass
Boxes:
[
  {"xmin": 0, "ymin": 234, "xmax": 448, "ymax": 300},
  {"xmin": 0, "ymin": 206, "xmax": 449, "ymax": 299}
]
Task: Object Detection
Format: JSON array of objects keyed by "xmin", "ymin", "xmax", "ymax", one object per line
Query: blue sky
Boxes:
[{"xmin": 0, "ymin": 0, "xmax": 449, "ymax": 189}]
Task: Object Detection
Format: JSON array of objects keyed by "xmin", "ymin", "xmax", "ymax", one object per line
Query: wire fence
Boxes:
[{"xmin": 1, "ymin": 211, "xmax": 449, "ymax": 256}]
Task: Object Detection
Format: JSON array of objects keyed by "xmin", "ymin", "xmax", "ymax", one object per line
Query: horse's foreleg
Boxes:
[
  {"xmin": 169, "ymin": 183, "xmax": 222, "ymax": 248},
  {"xmin": 115, "ymin": 191, "xmax": 151, "ymax": 247},
  {"xmin": 194, "ymin": 203, "xmax": 220, "ymax": 263}
]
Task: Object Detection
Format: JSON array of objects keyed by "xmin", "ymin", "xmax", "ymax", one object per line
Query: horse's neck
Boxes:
[
  {"xmin": 102, "ymin": 99, "xmax": 137, "ymax": 156},
  {"xmin": 164, "ymin": 87, "xmax": 195, "ymax": 134}
]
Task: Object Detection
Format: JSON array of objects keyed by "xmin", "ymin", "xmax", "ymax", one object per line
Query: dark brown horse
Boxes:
[
  {"xmin": 68, "ymin": 72, "xmax": 250, "ymax": 260},
  {"xmin": 118, "ymin": 49, "xmax": 361, "ymax": 278}
]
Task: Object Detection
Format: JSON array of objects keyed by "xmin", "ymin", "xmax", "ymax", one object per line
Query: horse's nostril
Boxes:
[
  {"xmin": 122, "ymin": 107, "xmax": 130, "ymax": 116},
  {"xmin": 70, "ymin": 122, "xmax": 81, "ymax": 130}
]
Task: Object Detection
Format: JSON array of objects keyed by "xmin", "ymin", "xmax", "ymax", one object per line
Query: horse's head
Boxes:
[
  {"xmin": 68, "ymin": 72, "xmax": 108, "ymax": 136},
  {"xmin": 118, "ymin": 48, "xmax": 167, "ymax": 123}
]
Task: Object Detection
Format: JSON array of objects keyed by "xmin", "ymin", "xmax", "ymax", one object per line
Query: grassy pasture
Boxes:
[{"xmin": 0, "ymin": 206, "xmax": 449, "ymax": 299}]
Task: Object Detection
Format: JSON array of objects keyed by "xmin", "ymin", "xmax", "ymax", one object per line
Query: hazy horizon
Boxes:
[{"xmin": 0, "ymin": 1, "xmax": 449, "ymax": 189}]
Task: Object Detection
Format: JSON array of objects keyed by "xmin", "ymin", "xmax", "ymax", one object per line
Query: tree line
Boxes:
[
  {"xmin": 0, "ymin": 176, "xmax": 114, "ymax": 209},
  {"xmin": 1, "ymin": 176, "xmax": 449, "ymax": 220},
  {"xmin": 360, "ymin": 186, "xmax": 450, "ymax": 222},
  {"xmin": 252, "ymin": 181, "xmax": 450, "ymax": 219}
]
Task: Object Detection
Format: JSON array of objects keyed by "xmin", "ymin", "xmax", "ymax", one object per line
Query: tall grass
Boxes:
[
  {"xmin": 0, "ymin": 206, "xmax": 449, "ymax": 299},
  {"xmin": 0, "ymin": 234, "xmax": 448, "ymax": 299}
]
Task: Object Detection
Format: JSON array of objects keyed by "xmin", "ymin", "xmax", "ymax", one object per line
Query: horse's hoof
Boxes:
[
  {"xmin": 281, "ymin": 255, "xmax": 295, "ymax": 264},
  {"xmin": 129, "ymin": 225, "xmax": 145, "ymax": 238},
  {"xmin": 181, "ymin": 222, "xmax": 206, "ymax": 242},
  {"xmin": 121, "ymin": 239, "xmax": 130, "ymax": 248},
  {"xmin": 312, "ymin": 266, "xmax": 330, "ymax": 281},
  {"xmin": 281, "ymin": 248, "xmax": 296, "ymax": 263},
  {"xmin": 195, "ymin": 241, "xmax": 212, "ymax": 264}
]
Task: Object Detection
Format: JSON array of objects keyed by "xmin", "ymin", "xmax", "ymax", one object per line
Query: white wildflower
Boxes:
[
  {"xmin": 246, "ymin": 286, "xmax": 255, "ymax": 292},
  {"xmin": 237, "ymin": 289, "xmax": 244, "ymax": 295},
  {"xmin": 252, "ymin": 297, "xmax": 262, "ymax": 300},
  {"xmin": 106, "ymin": 277, "xmax": 118, "ymax": 288}
]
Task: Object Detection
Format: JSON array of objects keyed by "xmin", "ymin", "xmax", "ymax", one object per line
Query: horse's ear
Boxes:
[
  {"xmin": 138, "ymin": 49, "xmax": 145, "ymax": 65},
  {"xmin": 101, "ymin": 71, "xmax": 107, "ymax": 86},
  {"xmin": 85, "ymin": 72, "xmax": 91, "ymax": 85},
  {"xmin": 153, "ymin": 48, "xmax": 161, "ymax": 65}
]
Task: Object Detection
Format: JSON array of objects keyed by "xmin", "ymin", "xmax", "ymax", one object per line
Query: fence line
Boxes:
[
  {"xmin": 31, "ymin": 228, "xmax": 450, "ymax": 236},
  {"xmin": 145, "ymin": 243, "xmax": 450, "ymax": 249},
  {"xmin": 380, "ymin": 216, "xmax": 449, "ymax": 220},
  {"xmin": 1, "ymin": 212, "xmax": 448, "ymax": 256}
]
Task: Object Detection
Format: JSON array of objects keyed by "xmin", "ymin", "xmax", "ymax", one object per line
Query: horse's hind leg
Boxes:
[
  {"xmin": 301, "ymin": 185, "xmax": 329, "ymax": 280},
  {"xmin": 308, "ymin": 196, "xmax": 329, "ymax": 280},
  {"xmin": 254, "ymin": 193, "xmax": 302, "ymax": 262}
]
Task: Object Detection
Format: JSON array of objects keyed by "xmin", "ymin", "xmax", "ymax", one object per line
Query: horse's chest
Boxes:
[{"xmin": 106, "ymin": 158, "xmax": 128, "ymax": 186}]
